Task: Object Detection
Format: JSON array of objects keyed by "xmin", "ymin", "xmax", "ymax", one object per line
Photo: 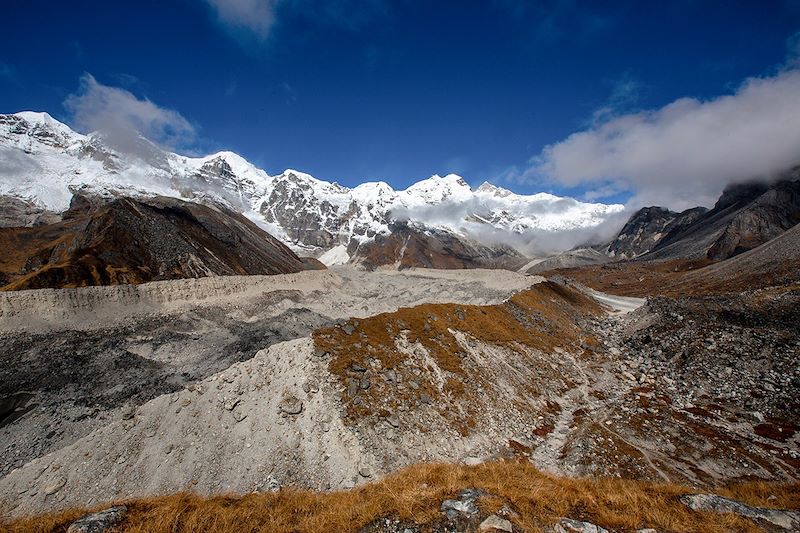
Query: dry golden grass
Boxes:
[{"xmin": 4, "ymin": 460, "xmax": 798, "ymax": 532}]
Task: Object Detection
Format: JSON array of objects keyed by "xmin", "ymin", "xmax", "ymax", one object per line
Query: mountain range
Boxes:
[{"xmin": 0, "ymin": 111, "xmax": 624, "ymax": 265}]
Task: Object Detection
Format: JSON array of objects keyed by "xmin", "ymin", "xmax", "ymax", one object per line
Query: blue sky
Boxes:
[{"xmin": 2, "ymin": 1, "xmax": 800, "ymax": 207}]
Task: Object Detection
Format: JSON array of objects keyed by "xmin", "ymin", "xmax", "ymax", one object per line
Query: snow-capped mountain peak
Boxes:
[
  {"xmin": 402, "ymin": 173, "xmax": 473, "ymax": 205},
  {"xmin": 0, "ymin": 110, "xmax": 625, "ymax": 260}
]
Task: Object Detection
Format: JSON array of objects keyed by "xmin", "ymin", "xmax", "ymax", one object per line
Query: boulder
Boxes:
[
  {"xmin": 479, "ymin": 514, "xmax": 513, "ymax": 531},
  {"xmin": 67, "ymin": 505, "xmax": 127, "ymax": 533},
  {"xmin": 680, "ymin": 493, "xmax": 800, "ymax": 531}
]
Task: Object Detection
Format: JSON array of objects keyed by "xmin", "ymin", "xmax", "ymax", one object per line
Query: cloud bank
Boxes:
[
  {"xmin": 391, "ymin": 197, "xmax": 629, "ymax": 257},
  {"xmin": 517, "ymin": 66, "xmax": 800, "ymax": 210},
  {"xmin": 64, "ymin": 74, "xmax": 196, "ymax": 154}
]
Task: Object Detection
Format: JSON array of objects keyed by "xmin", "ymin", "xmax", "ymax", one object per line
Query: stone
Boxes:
[
  {"xmin": 67, "ymin": 506, "xmax": 127, "ymax": 533},
  {"xmin": 265, "ymin": 475, "xmax": 281, "ymax": 492},
  {"xmin": 386, "ymin": 415, "xmax": 401, "ymax": 428},
  {"xmin": 279, "ymin": 397, "xmax": 303, "ymax": 415},
  {"xmin": 441, "ymin": 488, "xmax": 484, "ymax": 519},
  {"xmin": 44, "ymin": 475, "xmax": 67, "ymax": 495},
  {"xmin": 441, "ymin": 498, "xmax": 478, "ymax": 519},
  {"xmin": 479, "ymin": 514, "xmax": 513, "ymax": 532},
  {"xmin": 359, "ymin": 467, "xmax": 372, "ymax": 478},
  {"xmin": 420, "ymin": 393, "xmax": 432, "ymax": 404},
  {"xmin": 120, "ymin": 405, "xmax": 135, "ymax": 420},
  {"xmin": 223, "ymin": 398, "xmax": 240, "ymax": 411},
  {"xmin": 554, "ymin": 518, "xmax": 609, "ymax": 533},
  {"xmin": 342, "ymin": 324, "xmax": 356, "ymax": 335},
  {"xmin": 680, "ymin": 493, "xmax": 800, "ymax": 531}
]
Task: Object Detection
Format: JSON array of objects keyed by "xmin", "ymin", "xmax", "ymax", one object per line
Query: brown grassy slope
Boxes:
[
  {"xmin": 4, "ymin": 460, "xmax": 798, "ymax": 533},
  {"xmin": 313, "ymin": 281, "xmax": 603, "ymax": 430}
]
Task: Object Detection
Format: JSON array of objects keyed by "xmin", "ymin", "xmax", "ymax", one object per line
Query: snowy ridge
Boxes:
[{"xmin": 0, "ymin": 111, "xmax": 625, "ymax": 261}]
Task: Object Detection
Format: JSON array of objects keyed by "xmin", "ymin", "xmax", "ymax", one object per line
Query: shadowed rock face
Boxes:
[
  {"xmin": 349, "ymin": 222, "xmax": 528, "ymax": 271},
  {"xmin": 0, "ymin": 192, "xmax": 319, "ymax": 290},
  {"xmin": 606, "ymin": 206, "xmax": 706, "ymax": 259},
  {"xmin": 646, "ymin": 177, "xmax": 800, "ymax": 261},
  {"xmin": 604, "ymin": 176, "xmax": 800, "ymax": 262}
]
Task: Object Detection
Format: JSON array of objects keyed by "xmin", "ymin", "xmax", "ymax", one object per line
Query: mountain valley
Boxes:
[{"xmin": 0, "ymin": 111, "xmax": 799, "ymax": 532}]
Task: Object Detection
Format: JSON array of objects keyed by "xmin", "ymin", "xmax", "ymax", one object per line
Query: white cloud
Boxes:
[
  {"xmin": 204, "ymin": 0, "xmax": 279, "ymax": 40},
  {"xmin": 390, "ymin": 197, "xmax": 628, "ymax": 256},
  {"xmin": 64, "ymin": 73, "xmax": 196, "ymax": 154},
  {"xmin": 518, "ymin": 67, "xmax": 800, "ymax": 210}
]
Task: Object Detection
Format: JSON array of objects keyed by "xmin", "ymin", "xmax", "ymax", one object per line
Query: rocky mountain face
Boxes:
[
  {"xmin": 603, "ymin": 175, "xmax": 800, "ymax": 261},
  {"xmin": 0, "ymin": 191, "xmax": 318, "ymax": 291},
  {"xmin": 0, "ymin": 112, "xmax": 624, "ymax": 263},
  {"xmin": 645, "ymin": 177, "xmax": 800, "ymax": 261},
  {"xmin": 605, "ymin": 206, "xmax": 708, "ymax": 258}
]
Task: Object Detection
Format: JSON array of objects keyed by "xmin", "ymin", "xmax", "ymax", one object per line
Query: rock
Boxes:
[
  {"xmin": 386, "ymin": 415, "xmax": 401, "ymax": 428},
  {"xmin": 342, "ymin": 324, "xmax": 356, "ymax": 335},
  {"xmin": 441, "ymin": 498, "xmax": 478, "ymax": 519},
  {"xmin": 554, "ymin": 518, "xmax": 609, "ymax": 533},
  {"xmin": 359, "ymin": 467, "xmax": 372, "ymax": 478},
  {"xmin": 359, "ymin": 378, "xmax": 371, "ymax": 390},
  {"xmin": 479, "ymin": 514, "xmax": 513, "ymax": 532},
  {"xmin": 265, "ymin": 475, "xmax": 280, "ymax": 492},
  {"xmin": 44, "ymin": 475, "xmax": 67, "ymax": 495},
  {"xmin": 441, "ymin": 488, "xmax": 484, "ymax": 520},
  {"xmin": 680, "ymin": 493, "xmax": 800, "ymax": 530},
  {"xmin": 232, "ymin": 410, "xmax": 247, "ymax": 423},
  {"xmin": 67, "ymin": 505, "xmax": 127, "ymax": 533},
  {"xmin": 120, "ymin": 405, "xmax": 135, "ymax": 420},
  {"xmin": 279, "ymin": 397, "xmax": 303, "ymax": 415},
  {"xmin": 420, "ymin": 393, "xmax": 432, "ymax": 404},
  {"xmin": 223, "ymin": 398, "xmax": 240, "ymax": 411}
]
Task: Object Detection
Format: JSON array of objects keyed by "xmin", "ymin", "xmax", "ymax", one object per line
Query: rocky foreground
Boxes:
[{"xmin": 0, "ymin": 266, "xmax": 798, "ymax": 532}]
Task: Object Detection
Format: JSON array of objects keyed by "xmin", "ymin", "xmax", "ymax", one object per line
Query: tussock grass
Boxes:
[{"xmin": 4, "ymin": 460, "xmax": 797, "ymax": 532}]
